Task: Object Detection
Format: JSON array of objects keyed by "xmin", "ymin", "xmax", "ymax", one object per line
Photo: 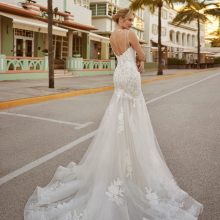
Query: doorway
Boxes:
[
  {"xmin": 16, "ymin": 39, "xmax": 23, "ymax": 56},
  {"xmin": 25, "ymin": 40, "xmax": 33, "ymax": 57},
  {"xmin": 14, "ymin": 29, "xmax": 34, "ymax": 57},
  {"xmin": 15, "ymin": 38, "xmax": 33, "ymax": 57}
]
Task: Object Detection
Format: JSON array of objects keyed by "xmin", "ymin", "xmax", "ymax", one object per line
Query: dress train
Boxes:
[{"xmin": 24, "ymin": 46, "xmax": 203, "ymax": 220}]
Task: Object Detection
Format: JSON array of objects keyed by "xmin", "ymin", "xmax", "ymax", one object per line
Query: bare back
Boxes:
[
  {"xmin": 110, "ymin": 29, "xmax": 130, "ymax": 56},
  {"xmin": 110, "ymin": 29, "xmax": 145, "ymax": 61}
]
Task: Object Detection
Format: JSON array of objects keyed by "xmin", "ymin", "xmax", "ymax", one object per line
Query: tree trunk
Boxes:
[
  {"xmin": 157, "ymin": 3, "xmax": 163, "ymax": 75},
  {"xmin": 197, "ymin": 18, "xmax": 201, "ymax": 69},
  {"xmin": 48, "ymin": 0, "xmax": 54, "ymax": 88}
]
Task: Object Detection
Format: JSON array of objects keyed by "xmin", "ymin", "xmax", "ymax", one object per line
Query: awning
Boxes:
[
  {"xmin": 212, "ymin": 53, "xmax": 220, "ymax": 57},
  {"xmin": 182, "ymin": 49, "xmax": 215, "ymax": 54},
  {"xmin": 89, "ymin": 32, "xmax": 109, "ymax": 43},
  {"xmin": 151, "ymin": 39, "xmax": 183, "ymax": 48},
  {"xmin": 182, "ymin": 49, "xmax": 197, "ymax": 53},
  {"xmin": 0, "ymin": 11, "xmax": 67, "ymax": 36}
]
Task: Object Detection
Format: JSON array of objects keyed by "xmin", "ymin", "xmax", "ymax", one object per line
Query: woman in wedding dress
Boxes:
[{"xmin": 24, "ymin": 8, "xmax": 203, "ymax": 220}]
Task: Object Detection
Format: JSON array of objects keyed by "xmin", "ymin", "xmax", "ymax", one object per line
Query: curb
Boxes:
[{"xmin": 0, "ymin": 69, "xmax": 208, "ymax": 110}]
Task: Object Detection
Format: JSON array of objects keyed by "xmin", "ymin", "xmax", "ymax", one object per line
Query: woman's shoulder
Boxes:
[{"xmin": 110, "ymin": 29, "xmax": 134, "ymax": 37}]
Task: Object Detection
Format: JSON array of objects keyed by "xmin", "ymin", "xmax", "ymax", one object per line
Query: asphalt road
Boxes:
[{"xmin": 0, "ymin": 69, "xmax": 220, "ymax": 220}]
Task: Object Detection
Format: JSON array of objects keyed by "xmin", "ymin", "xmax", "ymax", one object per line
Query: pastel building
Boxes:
[
  {"xmin": 89, "ymin": 0, "xmax": 145, "ymax": 58},
  {"xmin": 0, "ymin": 0, "xmax": 114, "ymax": 78},
  {"xmin": 143, "ymin": 3, "xmax": 206, "ymax": 64}
]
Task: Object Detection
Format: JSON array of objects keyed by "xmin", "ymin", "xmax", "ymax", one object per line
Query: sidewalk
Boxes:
[{"xmin": 0, "ymin": 68, "xmax": 217, "ymax": 109}]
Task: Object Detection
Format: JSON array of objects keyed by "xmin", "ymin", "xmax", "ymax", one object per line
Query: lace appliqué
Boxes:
[
  {"xmin": 49, "ymin": 162, "xmax": 77, "ymax": 191},
  {"xmin": 105, "ymin": 178, "xmax": 124, "ymax": 205},
  {"xmin": 62, "ymin": 210, "xmax": 84, "ymax": 220},
  {"xmin": 115, "ymin": 89, "xmax": 139, "ymax": 108},
  {"xmin": 117, "ymin": 108, "xmax": 124, "ymax": 134},
  {"xmin": 72, "ymin": 210, "xmax": 84, "ymax": 220},
  {"xmin": 145, "ymin": 187, "xmax": 159, "ymax": 206},
  {"xmin": 145, "ymin": 186, "xmax": 187, "ymax": 218},
  {"xmin": 188, "ymin": 204, "xmax": 200, "ymax": 216},
  {"xmin": 125, "ymin": 150, "xmax": 132, "ymax": 178}
]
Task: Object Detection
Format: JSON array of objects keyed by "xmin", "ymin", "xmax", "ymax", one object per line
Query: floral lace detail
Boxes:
[
  {"xmin": 117, "ymin": 108, "xmax": 124, "ymax": 134},
  {"xmin": 125, "ymin": 149, "xmax": 132, "ymax": 178},
  {"xmin": 72, "ymin": 210, "xmax": 84, "ymax": 220},
  {"xmin": 170, "ymin": 199, "xmax": 184, "ymax": 208},
  {"xmin": 49, "ymin": 181, "xmax": 64, "ymax": 191},
  {"xmin": 105, "ymin": 178, "xmax": 124, "ymax": 205},
  {"xmin": 49, "ymin": 162, "xmax": 77, "ymax": 191},
  {"xmin": 188, "ymin": 204, "xmax": 200, "ymax": 216},
  {"xmin": 144, "ymin": 186, "xmax": 190, "ymax": 218},
  {"xmin": 114, "ymin": 46, "xmax": 142, "ymax": 100},
  {"xmin": 64, "ymin": 212, "xmax": 73, "ymax": 220},
  {"xmin": 59, "ymin": 210, "xmax": 84, "ymax": 220},
  {"xmin": 145, "ymin": 187, "xmax": 159, "ymax": 206}
]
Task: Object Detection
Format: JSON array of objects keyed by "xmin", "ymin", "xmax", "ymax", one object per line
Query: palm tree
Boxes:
[
  {"xmin": 130, "ymin": 0, "xmax": 186, "ymax": 75},
  {"xmin": 48, "ymin": 0, "xmax": 54, "ymax": 88},
  {"xmin": 210, "ymin": 28, "xmax": 220, "ymax": 47},
  {"xmin": 172, "ymin": 0, "xmax": 220, "ymax": 68}
]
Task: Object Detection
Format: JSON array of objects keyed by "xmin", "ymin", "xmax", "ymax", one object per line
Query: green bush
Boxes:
[
  {"xmin": 214, "ymin": 57, "xmax": 220, "ymax": 64},
  {"xmin": 167, "ymin": 58, "xmax": 187, "ymax": 65}
]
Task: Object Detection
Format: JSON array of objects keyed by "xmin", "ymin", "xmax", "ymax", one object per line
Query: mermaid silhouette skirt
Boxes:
[{"xmin": 24, "ymin": 47, "xmax": 203, "ymax": 220}]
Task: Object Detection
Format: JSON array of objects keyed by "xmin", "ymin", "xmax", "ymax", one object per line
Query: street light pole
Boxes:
[{"xmin": 48, "ymin": 0, "xmax": 54, "ymax": 88}]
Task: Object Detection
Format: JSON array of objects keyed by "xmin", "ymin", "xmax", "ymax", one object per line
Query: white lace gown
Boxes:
[{"xmin": 24, "ymin": 46, "xmax": 203, "ymax": 220}]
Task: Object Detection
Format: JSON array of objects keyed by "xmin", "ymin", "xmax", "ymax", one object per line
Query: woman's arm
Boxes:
[{"xmin": 129, "ymin": 30, "xmax": 145, "ymax": 62}]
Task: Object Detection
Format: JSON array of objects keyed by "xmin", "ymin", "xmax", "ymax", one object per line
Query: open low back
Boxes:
[{"xmin": 110, "ymin": 29, "xmax": 130, "ymax": 56}]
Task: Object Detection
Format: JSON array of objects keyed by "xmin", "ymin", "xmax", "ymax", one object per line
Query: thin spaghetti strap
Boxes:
[{"xmin": 126, "ymin": 30, "xmax": 130, "ymax": 49}]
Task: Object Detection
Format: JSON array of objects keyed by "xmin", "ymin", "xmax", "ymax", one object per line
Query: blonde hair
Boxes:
[{"xmin": 112, "ymin": 8, "xmax": 134, "ymax": 24}]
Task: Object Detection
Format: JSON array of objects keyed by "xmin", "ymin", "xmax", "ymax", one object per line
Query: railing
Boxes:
[
  {"xmin": 0, "ymin": 55, "xmax": 48, "ymax": 72},
  {"xmin": 83, "ymin": 59, "xmax": 111, "ymax": 70},
  {"xmin": 66, "ymin": 57, "xmax": 116, "ymax": 72}
]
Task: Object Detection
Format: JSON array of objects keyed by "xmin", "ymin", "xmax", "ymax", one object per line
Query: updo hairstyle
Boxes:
[{"xmin": 112, "ymin": 8, "xmax": 134, "ymax": 24}]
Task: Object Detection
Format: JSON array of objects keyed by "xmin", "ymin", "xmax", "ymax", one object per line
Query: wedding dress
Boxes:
[{"xmin": 24, "ymin": 32, "xmax": 203, "ymax": 220}]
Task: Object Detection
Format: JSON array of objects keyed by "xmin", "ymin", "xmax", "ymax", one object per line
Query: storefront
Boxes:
[{"xmin": 0, "ymin": 11, "xmax": 67, "ymax": 57}]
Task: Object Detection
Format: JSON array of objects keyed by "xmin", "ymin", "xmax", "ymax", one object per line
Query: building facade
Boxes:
[
  {"xmin": 144, "ymin": 3, "xmax": 206, "ymax": 64},
  {"xmin": 89, "ymin": 0, "xmax": 145, "ymax": 58},
  {"xmin": 0, "ymin": 0, "xmax": 114, "ymax": 75}
]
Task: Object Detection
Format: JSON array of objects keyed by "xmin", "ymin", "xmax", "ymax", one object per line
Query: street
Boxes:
[{"xmin": 0, "ymin": 69, "xmax": 220, "ymax": 220}]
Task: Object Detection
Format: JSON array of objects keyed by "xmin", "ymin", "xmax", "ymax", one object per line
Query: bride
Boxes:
[{"xmin": 24, "ymin": 8, "xmax": 203, "ymax": 220}]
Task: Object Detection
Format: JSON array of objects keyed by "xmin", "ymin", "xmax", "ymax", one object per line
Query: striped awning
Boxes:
[{"xmin": 0, "ymin": 11, "xmax": 67, "ymax": 36}]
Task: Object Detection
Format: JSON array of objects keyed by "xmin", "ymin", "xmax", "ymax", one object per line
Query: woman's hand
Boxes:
[{"xmin": 136, "ymin": 60, "xmax": 143, "ymax": 73}]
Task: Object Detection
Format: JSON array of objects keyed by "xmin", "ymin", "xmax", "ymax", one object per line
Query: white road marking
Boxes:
[
  {"xmin": 0, "ymin": 112, "xmax": 93, "ymax": 130},
  {"xmin": 1, "ymin": 71, "xmax": 219, "ymax": 185},
  {"xmin": 75, "ymin": 122, "xmax": 94, "ymax": 130},
  {"xmin": 0, "ymin": 130, "xmax": 97, "ymax": 186},
  {"xmin": 145, "ymin": 72, "xmax": 220, "ymax": 104}
]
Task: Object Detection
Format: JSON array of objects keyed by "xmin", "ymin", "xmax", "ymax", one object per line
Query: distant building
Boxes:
[
  {"xmin": 0, "ymin": 0, "xmax": 113, "ymax": 73},
  {"xmin": 89, "ymin": 0, "xmax": 145, "ymax": 59},
  {"xmin": 143, "ymin": 3, "xmax": 206, "ymax": 64}
]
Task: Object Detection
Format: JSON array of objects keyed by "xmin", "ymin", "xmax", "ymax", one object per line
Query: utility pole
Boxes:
[{"xmin": 48, "ymin": 0, "xmax": 54, "ymax": 88}]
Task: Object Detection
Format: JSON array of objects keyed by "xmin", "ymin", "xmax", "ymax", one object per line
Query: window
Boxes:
[
  {"xmin": 97, "ymin": 3, "xmax": 107, "ymax": 15},
  {"xmin": 72, "ymin": 35, "xmax": 82, "ymax": 55},
  {"xmin": 136, "ymin": 8, "xmax": 144, "ymax": 19},
  {"xmin": 152, "ymin": 25, "xmax": 166, "ymax": 36},
  {"xmin": 170, "ymin": 31, "xmax": 174, "ymax": 42},
  {"xmin": 152, "ymin": 24, "xmax": 157, "ymax": 35},
  {"xmin": 162, "ymin": 9, "xmax": 167, "ymax": 19},
  {"xmin": 108, "ymin": 4, "xmax": 117, "ymax": 16},
  {"xmin": 134, "ymin": 16, "xmax": 144, "ymax": 30},
  {"xmin": 169, "ymin": 13, "xmax": 174, "ymax": 20},
  {"xmin": 90, "ymin": 4, "xmax": 96, "ymax": 16},
  {"xmin": 74, "ymin": 0, "xmax": 89, "ymax": 8},
  {"xmin": 14, "ymin": 29, "xmax": 33, "ymax": 37},
  {"xmin": 162, "ymin": 27, "xmax": 166, "ymax": 36},
  {"xmin": 90, "ymin": 3, "xmax": 107, "ymax": 16}
]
